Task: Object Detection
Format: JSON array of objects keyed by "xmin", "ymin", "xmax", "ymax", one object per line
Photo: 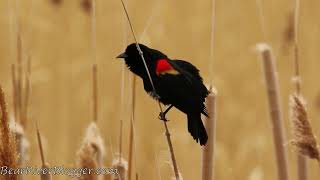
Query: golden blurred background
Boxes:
[{"xmin": 0, "ymin": 0, "xmax": 320, "ymax": 179}]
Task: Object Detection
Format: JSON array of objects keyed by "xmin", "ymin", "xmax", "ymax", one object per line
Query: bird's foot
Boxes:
[
  {"xmin": 149, "ymin": 91, "xmax": 161, "ymax": 100},
  {"xmin": 158, "ymin": 112, "xmax": 169, "ymax": 122}
]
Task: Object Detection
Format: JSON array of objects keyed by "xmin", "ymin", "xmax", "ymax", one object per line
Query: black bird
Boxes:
[{"xmin": 117, "ymin": 43, "xmax": 209, "ymax": 145}]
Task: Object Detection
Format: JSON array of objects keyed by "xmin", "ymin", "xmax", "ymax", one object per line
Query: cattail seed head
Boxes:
[
  {"xmin": 290, "ymin": 94, "xmax": 320, "ymax": 161},
  {"xmin": 112, "ymin": 156, "xmax": 128, "ymax": 180}
]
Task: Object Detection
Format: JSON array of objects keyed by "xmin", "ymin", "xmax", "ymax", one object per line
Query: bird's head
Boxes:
[{"xmin": 117, "ymin": 43, "xmax": 168, "ymax": 76}]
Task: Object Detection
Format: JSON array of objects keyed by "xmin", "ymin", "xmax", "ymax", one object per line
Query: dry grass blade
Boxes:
[
  {"xmin": 92, "ymin": 64, "xmax": 98, "ymax": 122},
  {"xmin": 11, "ymin": 64, "xmax": 18, "ymax": 121},
  {"xmin": 128, "ymin": 75, "xmax": 136, "ymax": 180},
  {"xmin": 0, "ymin": 86, "xmax": 18, "ymax": 180},
  {"xmin": 21, "ymin": 55, "xmax": 31, "ymax": 128},
  {"xmin": 256, "ymin": 43, "xmax": 289, "ymax": 180},
  {"xmin": 36, "ymin": 123, "xmax": 52, "ymax": 180},
  {"xmin": 76, "ymin": 122, "xmax": 105, "ymax": 180},
  {"xmin": 202, "ymin": 87, "xmax": 217, "ymax": 180},
  {"xmin": 290, "ymin": 95, "xmax": 320, "ymax": 161}
]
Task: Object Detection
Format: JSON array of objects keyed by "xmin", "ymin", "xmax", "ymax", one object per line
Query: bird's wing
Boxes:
[
  {"xmin": 168, "ymin": 59, "xmax": 209, "ymax": 99},
  {"xmin": 157, "ymin": 59, "xmax": 209, "ymax": 115}
]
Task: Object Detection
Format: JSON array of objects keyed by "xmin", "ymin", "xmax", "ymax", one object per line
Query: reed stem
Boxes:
[
  {"xmin": 128, "ymin": 75, "xmax": 136, "ymax": 180},
  {"xmin": 257, "ymin": 43, "xmax": 290, "ymax": 180},
  {"xmin": 119, "ymin": 0, "xmax": 180, "ymax": 179},
  {"xmin": 202, "ymin": 88, "xmax": 217, "ymax": 180}
]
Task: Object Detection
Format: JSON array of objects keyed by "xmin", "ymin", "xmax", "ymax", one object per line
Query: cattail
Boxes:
[
  {"xmin": 202, "ymin": 87, "xmax": 217, "ymax": 180},
  {"xmin": 0, "ymin": 86, "xmax": 18, "ymax": 180},
  {"xmin": 256, "ymin": 43, "xmax": 290, "ymax": 180},
  {"xmin": 290, "ymin": 95, "xmax": 320, "ymax": 161},
  {"xmin": 9, "ymin": 120, "xmax": 29, "ymax": 168},
  {"xmin": 112, "ymin": 156, "xmax": 128, "ymax": 180},
  {"xmin": 76, "ymin": 122, "xmax": 105, "ymax": 180}
]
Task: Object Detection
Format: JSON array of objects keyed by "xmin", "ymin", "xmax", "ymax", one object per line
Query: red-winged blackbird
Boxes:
[{"xmin": 117, "ymin": 43, "xmax": 209, "ymax": 145}]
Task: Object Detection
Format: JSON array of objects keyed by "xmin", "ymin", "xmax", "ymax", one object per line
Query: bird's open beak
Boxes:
[{"xmin": 116, "ymin": 52, "xmax": 128, "ymax": 59}]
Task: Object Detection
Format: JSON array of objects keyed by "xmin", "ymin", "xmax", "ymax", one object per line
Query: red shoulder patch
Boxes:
[{"xmin": 156, "ymin": 59, "xmax": 173, "ymax": 75}]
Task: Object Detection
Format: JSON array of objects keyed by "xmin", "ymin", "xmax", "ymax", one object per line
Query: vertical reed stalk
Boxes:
[
  {"xmin": 11, "ymin": 64, "xmax": 18, "ymax": 121},
  {"xmin": 256, "ymin": 43, "xmax": 290, "ymax": 180},
  {"xmin": 255, "ymin": 0, "xmax": 267, "ymax": 40},
  {"xmin": 128, "ymin": 75, "xmax": 136, "ymax": 180},
  {"xmin": 119, "ymin": 0, "xmax": 128, "ymax": 163},
  {"xmin": 22, "ymin": 56, "xmax": 31, "ymax": 126},
  {"xmin": 202, "ymin": 87, "xmax": 217, "ymax": 180},
  {"xmin": 297, "ymin": 154, "xmax": 308, "ymax": 180},
  {"xmin": 291, "ymin": 0, "xmax": 308, "ymax": 179},
  {"xmin": 16, "ymin": 34, "xmax": 22, "ymax": 124},
  {"xmin": 119, "ymin": 0, "xmax": 180, "ymax": 179},
  {"xmin": 92, "ymin": 64, "xmax": 98, "ymax": 122}
]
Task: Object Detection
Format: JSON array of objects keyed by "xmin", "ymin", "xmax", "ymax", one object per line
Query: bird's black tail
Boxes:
[{"xmin": 187, "ymin": 113, "xmax": 208, "ymax": 146}]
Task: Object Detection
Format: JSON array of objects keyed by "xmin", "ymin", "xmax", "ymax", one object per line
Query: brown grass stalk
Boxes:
[
  {"xmin": 119, "ymin": 1, "xmax": 180, "ymax": 179},
  {"xmin": 21, "ymin": 56, "xmax": 31, "ymax": 128},
  {"xmin": 128, "ymin": 75, "xmax": 136, "ymax": 180},
  {"xmin": 36, "ymin": 123, "xmax": 52, "ymax": 180},
  {"xmin": 11, "ymin": 64, "xmax": 18, "ymax": 122},
  {"xmin": 256, "ymin": 43, "xmax": 290, "ymax": 180},
  {"xmin": 202, "ymin": 87, "xmax": 217, "ymax": 180},
  {"xmin": 92, "ymin": 64, "xmax": 98, "ymax": 122},
  {"xmin": 76, "ymin": 122, "xmax": 105, "ymax": 180},
  {"xmin": 0, "ymin": 86, "xmax": 18, "ymax": 180},
  {"xmin": 16, "ymin": 34, "xmax": 23, "ymax": 124},
  {"xmin": 287, "ymin": 0, "xmax": 317, "ymax": 179}
]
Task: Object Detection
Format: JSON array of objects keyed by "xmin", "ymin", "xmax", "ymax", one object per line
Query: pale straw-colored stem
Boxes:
[
  {"xmin": 202, "ymin": 88, "xmax": 217, "ymax": 180},
  {"xmin": 128, "ymin": 75, "xmax": 136, "ymax": 180},
  {"xmin": 11, "ymin": 64, "xmax": 18, "ymax": 120},
  {"xmin": 208, "ymin": 0, "xmax": 216, "ymax": 83},
  {"xmin": 36, "ymin": 123, "xmax": 52, "ymax": 180},
  {"xmin": 257, "ymin": 43, "xmax": 290, "ymax": 180},
  {"xmin": 92, "ymin": 64, "xmax": 98, "ymax": 122},
  {"xmin": 255, "ymin": 0, "xmax": 267, "ymax": 40},
  {"xmin": 292, "ymin": 0, "xmax": 308, "ymax": 178},
  {"xmin": 297, "ymin": 154, "xmax": 308, "ymax": 180}
]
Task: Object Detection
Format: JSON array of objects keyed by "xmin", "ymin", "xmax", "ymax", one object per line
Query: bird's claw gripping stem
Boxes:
[{"xmin": 158, "ymin": 112, "xmax": 168, "ymax": 122}]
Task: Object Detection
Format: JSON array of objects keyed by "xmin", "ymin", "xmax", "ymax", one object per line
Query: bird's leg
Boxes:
[{"xmin": 159, "ymin": 105, "xmax": 174, "ymax": 121}]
